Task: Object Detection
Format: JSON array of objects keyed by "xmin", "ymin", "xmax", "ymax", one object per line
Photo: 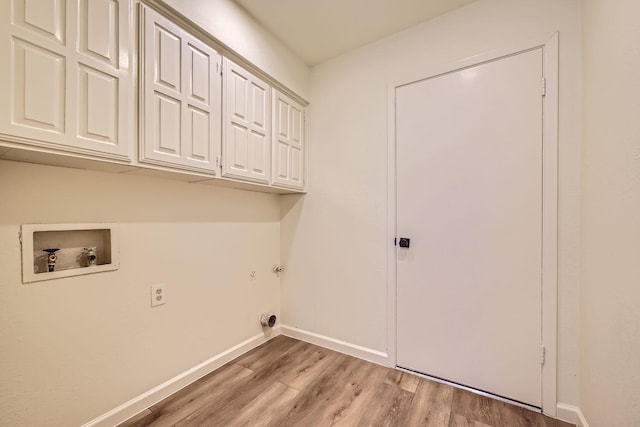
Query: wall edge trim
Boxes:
[
  {"xmin": 556, "ymin": 403, "xmax": 589, "ymax": 427},
  {"xmin": 280, "ymin": 324, "xmax": 390, "ymax": 366},
  {"xmin": 80, "ymin": 328, "xmax": 280, "ymax": 427}
]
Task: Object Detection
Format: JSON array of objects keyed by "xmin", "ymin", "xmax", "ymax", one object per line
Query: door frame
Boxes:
[{"xmin": 386, "ymin": 33, "xmax": 559, "ymax": 416}]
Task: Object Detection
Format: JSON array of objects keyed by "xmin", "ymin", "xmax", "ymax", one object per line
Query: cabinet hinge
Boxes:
[
  {"xmin": 216, "ymin": 156, "xmax": 222, "ymax": 168},
  {"xmin": 217, "ymin": 61, "xmax": 222, "ymax": 76},
  {"xmin": 394, "ymin": 237, "xmax": 397, "ymax": 246},
  {"xmin": 541, "ymin": 78, "xmax": 547, "ymax": 97},
  {"xmin": 541, "ymin": 345, "xmax": 546, "ymax": 365},
  {"xmin": 18, "ymin": 230, "xmax": 22, "ymax": 245}
]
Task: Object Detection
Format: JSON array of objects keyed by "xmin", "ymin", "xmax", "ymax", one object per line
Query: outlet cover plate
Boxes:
[{"xmin": 151, "ymin": 284, "xmax": 166, "ymax": 307}]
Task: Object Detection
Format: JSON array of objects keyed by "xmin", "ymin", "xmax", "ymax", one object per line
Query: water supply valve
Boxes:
[
  {"xmin": 43, "ymin": 248, "xmax": 59, "ymax": 272},
  {"xmin": 84, "ymin": 247, "xmax": 97, "ymax": 267}
]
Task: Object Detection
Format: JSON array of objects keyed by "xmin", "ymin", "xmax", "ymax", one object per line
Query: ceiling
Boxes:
[{"xmin": 234, "ymin": 0, "xmax": 477, "ymax": 66}]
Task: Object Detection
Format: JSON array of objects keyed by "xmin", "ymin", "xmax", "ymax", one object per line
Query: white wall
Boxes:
[
  {"xmin": 0, "ymin": 161, "xmax": 281, "ymax": 426},
  {"xmin": 281, "ymin": 0, "xmax": 582, "ymax": 407},
  {"xmin": 581, "ymin": 0, "xmax": 640, "ymax": 424},
  {"xmin": 162, "ymin": 0, "xmax": 309, "ymax": 99}
]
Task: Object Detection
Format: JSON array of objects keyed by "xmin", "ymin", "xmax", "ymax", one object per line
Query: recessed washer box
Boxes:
[{"xmin": 21, "ymin": 223, "xmax": 119, "ymax": 283}]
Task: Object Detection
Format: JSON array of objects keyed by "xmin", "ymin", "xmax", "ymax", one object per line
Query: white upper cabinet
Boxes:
[
  {"xmin": 271, "ymin": 89, "xmax": 305, "ymax": 190},
  {"xmin": 0, "ymin": 0, "xmax": 134, "ymax": 160},
  {"xmin": 222, "ymin": 58, "xmax": 271, "ymax": 184},
  {"xmin": 140, "ymin": 5, "xmax": 222, "ymax": 174}
]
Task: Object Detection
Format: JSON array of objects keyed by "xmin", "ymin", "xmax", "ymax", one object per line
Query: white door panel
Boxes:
[{"xmin": 396, "ymin": 49, "xmax": 543, "ymax": 407}]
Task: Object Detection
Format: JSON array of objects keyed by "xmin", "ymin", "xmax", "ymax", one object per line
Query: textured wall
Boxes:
[
  {"xmin": 0, "ymin": 161, "xmax": 281, "ymax": 426},
  {"xmin": 581, "ymin": 0, "xmax": 640, "ymax": 424}
]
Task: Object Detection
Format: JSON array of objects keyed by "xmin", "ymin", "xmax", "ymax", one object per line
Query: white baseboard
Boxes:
[
  {"xmin": 81, "ymin": 328, "xmax": 280, "ymax": 427},
  {"xmin": 557, "ymin": 403, "xmax": 589, "ymax": 427},
  {"xmin": 280, "ymin": 324, "xmax": 389, "ymax": 367}
]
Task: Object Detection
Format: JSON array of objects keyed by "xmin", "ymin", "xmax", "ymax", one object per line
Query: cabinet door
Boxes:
[
  {"xmin": 272, "ymin": 90, "xmax": 305, "ymax": 190},
  {"xmin": 222, "ymin": 58, "xmax": 271, "ymax": 184},
  {"xmin": 0, "ymin": 0, "xmax": 134, "ymax": 160},
  {"xmin": 140, "ymin": 6, "xmax": 222, "ymax": 174}
]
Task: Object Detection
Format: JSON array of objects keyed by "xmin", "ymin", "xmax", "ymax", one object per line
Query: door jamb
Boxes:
[{"xmin": 386, "ymin": 33, "xmax": 559, "ymax": 416}]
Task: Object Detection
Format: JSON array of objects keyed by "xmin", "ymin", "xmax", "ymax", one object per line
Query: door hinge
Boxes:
[
  {"xmin": 541, "ymin": 345, "xmax": 546, "ymax": 365},
  {"xmin": 541, "ymin": 78, "xmax": 547, "ymax": 97}
]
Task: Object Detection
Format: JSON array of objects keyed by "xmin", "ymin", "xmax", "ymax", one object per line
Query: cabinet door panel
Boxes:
[
  {"xmin": 222, "ymin": 58, "xmax": 271, "ymax": 183},
  {"xmin": 188, "ymin": 44, "xmax": 210, "ymax": 104},
  {"xmin": 156, "ymin": 25, "xmax": 181, "ymax": 92},
  {"xmin": 252, "ymin": 82, "xmax": 267, "ymax": 128},
  {"xmin": 13, "ymin": 0, "xmax": 65, "ymax": 44},
  {"xmin": 141, "ymin": 5, "xmax": 221, "ymax": 173},
  {"xmin": 1, "ymin": 0, "xmax": 133, "ymax": 160},
  {"xmin": 277, "ymin": 99, "xmax": 289, "ymax": 139},
  {"xmin": 155, "ymin": 93, "xmax": 181, "ymax": 155},
  {"xmin": 186, "ymin": 106, "xmax": 210, "ymax": 161},
  {"xmin": 12, "ymin": 38, "xmax": 65, "ymax": 133},
  {"xmin": 290, "ymin": 145, "xmax": 303, "ymax": 185},
  {"xmin": 78, "ymin": 64, "xmax": 117, "ymax": 143},
  {"xmin": 231, "ymin": 71, "xmax": 248, "ymax": 121},
  {"xmin": 79, "ymin": 0, "xmax": 118, "ymax": 66},
  {"xmin": 291, "ymin": 106, "xmax": 302, "ymax": 143},
  {"xmin": 271, "ymin": 89, "xmax": 305, "ymax": 190},
  {"xmin": 250, "ymin": 130, "xmax": 267, "ymax": 176},
  {"xmin": 231, "ymin": 124, "xmax": 249, "ymax": 170},
  {"xmin": 276, "ymin": 141, "xmax": 288, "ymax": 180}
]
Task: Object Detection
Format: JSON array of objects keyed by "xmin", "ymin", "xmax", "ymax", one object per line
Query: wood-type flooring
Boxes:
[{"xmin": 120, "ymin": 336, "xmax": 574, "ymax": 427}]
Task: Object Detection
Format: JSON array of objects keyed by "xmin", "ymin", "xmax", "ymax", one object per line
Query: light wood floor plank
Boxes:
[
  {"xmin": 405, "ymin": 378, "xmax": 454, "ymax": 426},
  {"xmin": 120, "ymin": 363, "xmax": 254, "ymax": 427},
  {"xmin": 119, "ymin": 337, "xmax": 575, "ymax": 427},
  {"xmin": 385, "ymin": 370, "xmax": 421, "ymax": 393},
  {"xmin": 235, "ymin": 335, "xmax": 300, "ymax": 371},
  {"xmin": 274, "ymin": 341, "xmax": 341, "ymax": 390},
  {"xmin": 356, "ymin": 382, "xmax": 415, "ymax": 427}
]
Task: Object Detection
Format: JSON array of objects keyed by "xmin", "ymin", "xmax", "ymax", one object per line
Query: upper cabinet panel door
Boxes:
[
  {"xmin": 222, "ymin": 58, "xmax": 271, "ymax": 184},
  {"xmin": 0, "ymin": 0, "xmax": 134, "ymax": 161},
  {"xmin": 140, "ymin": 5, "xmax": 221, "ymax": 174},
  {"xmin": 78, "ymin": 0, "xmax": 118, "ymax": 67},
  {"xmin": 13, "ymin": 0, "xmax": 66, "ymax": 44},
  {"xmin": 271, "ymin": 89, "xmax": 305, "ymax": 190}
]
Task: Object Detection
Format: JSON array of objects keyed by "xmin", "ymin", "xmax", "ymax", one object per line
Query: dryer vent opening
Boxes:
[{"xmin": 260, "ymin": 313, "xmax": 277, "ymax": 328}]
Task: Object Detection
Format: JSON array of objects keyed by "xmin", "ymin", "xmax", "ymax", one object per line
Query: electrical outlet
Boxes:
[{"xmin": 151, "ymin": 284, "xmax": 166, "ymax": 307}]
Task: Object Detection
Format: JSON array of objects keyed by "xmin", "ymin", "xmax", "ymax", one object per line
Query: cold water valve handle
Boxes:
[
  {"xmin": 84, "ymin": 247, "xmax": 97, "ymax": 267},
  {"xmin": 43, "ymin": 248, "xmax": 60, "ymax": 272}
]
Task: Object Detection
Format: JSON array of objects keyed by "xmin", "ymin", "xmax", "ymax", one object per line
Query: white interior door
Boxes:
[{"xmin": 396, "ymin": 49, "xmax": 544, "ymax": 408}]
